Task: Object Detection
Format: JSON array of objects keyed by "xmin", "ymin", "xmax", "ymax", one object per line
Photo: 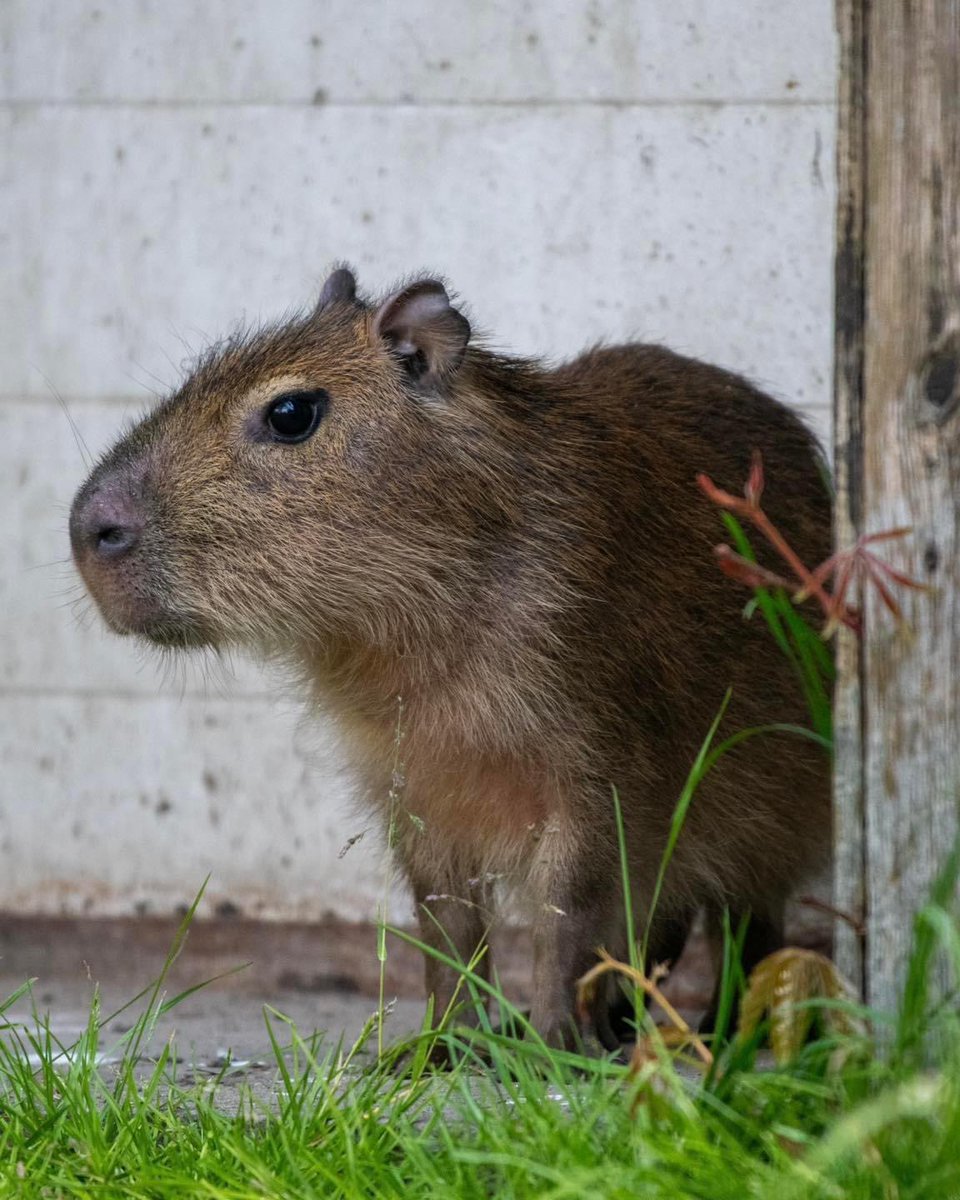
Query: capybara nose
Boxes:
[{"xmin": 70, "ymin": 486, "xmax": 144, "ymax": 561}]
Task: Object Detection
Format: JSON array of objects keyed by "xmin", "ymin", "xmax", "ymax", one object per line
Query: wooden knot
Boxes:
[{"xmin": 918, "ymin": 331, "xmax": 960, "ymax": 424}]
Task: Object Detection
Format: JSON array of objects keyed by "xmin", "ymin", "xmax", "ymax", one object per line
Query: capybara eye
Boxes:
[{"xmin": 264, "ymin": 390, "xmax": 328, "ymax": 443}]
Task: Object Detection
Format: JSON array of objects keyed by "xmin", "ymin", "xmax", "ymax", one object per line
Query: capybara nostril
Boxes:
[
  {"xmin": 93, "ymin": 521, "xmax": 140, "ymax": 557},
  {"xmin": 69, "ymin": 483, "xmax": 144, "ymax": 562}
]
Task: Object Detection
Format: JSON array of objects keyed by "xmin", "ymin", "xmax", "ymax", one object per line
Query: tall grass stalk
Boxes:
[{"xmin": 721, "ymin": 511, "xmax": 834, "ymax": 744}]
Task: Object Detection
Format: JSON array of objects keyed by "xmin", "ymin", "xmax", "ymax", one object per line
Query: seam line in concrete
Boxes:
[
  {"xmin": 3, "ymin": 394, "xmax": 161, "ymax": 407},
  {"xmin": 0, "ymin": 96, "xmax": 837, "ymax": 111},
  {"xmin": 0, "ymin": 685, "xmax": 280, "ymax": 703}
]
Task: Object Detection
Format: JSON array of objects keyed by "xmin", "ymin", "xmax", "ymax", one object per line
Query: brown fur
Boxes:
[{"xmin": 70, "ymin": 269, "xmax": 832, "ymax": 1047}]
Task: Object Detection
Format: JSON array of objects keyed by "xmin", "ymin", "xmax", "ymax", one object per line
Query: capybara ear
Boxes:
[
  {"xmin": 314, "ymin": 266, "xmax": 358, "ymax": 311},
  {"xmin": 371, "ymin": 279, "xmax": 471, "ymax": 389}
]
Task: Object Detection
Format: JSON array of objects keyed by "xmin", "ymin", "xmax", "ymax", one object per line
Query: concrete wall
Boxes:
[{"xmin": 0, "ymin": 1, "xmax": 837, "ymax": 920}]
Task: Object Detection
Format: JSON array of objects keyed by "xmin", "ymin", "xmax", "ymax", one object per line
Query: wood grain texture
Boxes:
[
  {"xmin": 835, "ymin": 0, "xmax": 960, "ymax": 1015},
  {"xmin": 832, "ymin": 0, "xmax": 867, "ymax": 996}
]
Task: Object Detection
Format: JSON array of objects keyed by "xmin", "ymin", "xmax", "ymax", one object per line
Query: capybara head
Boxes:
[{"xmin": 69, "ymin": 268, "xmax": 485, "ymax": 655}]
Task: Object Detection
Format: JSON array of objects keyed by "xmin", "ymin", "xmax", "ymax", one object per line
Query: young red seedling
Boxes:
[{"xmin": 697, "ymin": 451, "xmax": 928, "ymax": 637}]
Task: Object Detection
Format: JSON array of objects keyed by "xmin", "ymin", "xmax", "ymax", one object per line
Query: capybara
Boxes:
[{"xmin": 70, "ymin": 267, "xmax": 831, "ymax": 1048}]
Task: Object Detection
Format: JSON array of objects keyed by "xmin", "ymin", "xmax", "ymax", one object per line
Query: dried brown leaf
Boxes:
[
  {"xmin": 576, "ymin": 950, "xmax": 713, "ymax": 1068},
  {"xmin": 738, "ymin": 947, "xmax": 863, "ymax": 1065}
]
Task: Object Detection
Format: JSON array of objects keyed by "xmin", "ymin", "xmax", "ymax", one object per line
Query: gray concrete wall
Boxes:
[{"xmin": 0, "ymin": 1, "xmax": 837, "ymax": 920}]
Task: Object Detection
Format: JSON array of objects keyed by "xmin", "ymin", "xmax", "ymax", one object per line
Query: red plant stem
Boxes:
[
  {"xmin": 797, "ymin": 895, "xmax": 866, "ymax": 937},
  {"xmin": 751, "ymin": 510, "xmax": 838, "ymax": 616},
  {"xmin": 698, "ymin": 467, "xmax": 925, "ymax": 639}
]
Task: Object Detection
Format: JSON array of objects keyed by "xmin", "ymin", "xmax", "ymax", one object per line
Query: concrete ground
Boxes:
[
  {"xmin": 0, "ymin": 903, "xmax": 831, "ymax": 1110},
  {"xmin": 1, "ymin": 980, "xmax": 425, "ymax": 1112},
  {"xmin": 1, "ymin": 915, "xmax": 439, "ymax": 1110}
]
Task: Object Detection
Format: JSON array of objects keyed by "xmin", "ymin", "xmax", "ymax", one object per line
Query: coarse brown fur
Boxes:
[{"xmin": 70, "ymin": 268, "xmax": 832, "ymax": 1049}]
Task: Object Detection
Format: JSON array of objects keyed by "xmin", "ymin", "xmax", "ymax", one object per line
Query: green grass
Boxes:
[
  {"xmin": 1, "ymin": 882, "xmax": 959, "ymax": 1200},
  {"xmin": 720, "ymin": 510, "xmax": 835, "ymax": 745}
]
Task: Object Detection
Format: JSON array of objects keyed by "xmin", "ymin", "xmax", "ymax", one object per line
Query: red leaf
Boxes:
[
  {"xmin": 745, "ymin": 449, "xmax": 765, "ymax": 506},
  {"xmin": 714, "ymin": 545, "xmax": 792, "ymax": 591}
]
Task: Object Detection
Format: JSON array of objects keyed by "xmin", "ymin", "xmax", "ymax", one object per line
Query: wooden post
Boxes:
[{"xmin": 834, "ymin": 0, "xmax": 960, "ymax": 1016}]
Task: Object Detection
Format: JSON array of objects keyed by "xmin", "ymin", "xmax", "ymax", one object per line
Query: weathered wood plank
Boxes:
[
  {"xmin": 835, "ymin": 0, "xmax": 960, "ymax": 1016},
  {"xmin": 832, "ymin": 0, "xmax": 867, "ymax": 997}
]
